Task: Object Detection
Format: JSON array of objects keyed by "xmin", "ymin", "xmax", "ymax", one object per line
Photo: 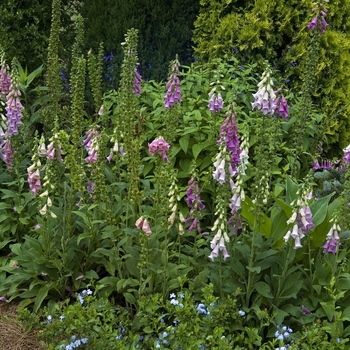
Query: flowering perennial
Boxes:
[
  {"xmin": 185, "ymin": 175, "xmax": 205, "ymax": 233},
  {"xmin": 218, "ymin": 111, "xmax": 241, "ymax": 175},
  {"xmin": 284, "ymin": 191, "xmax": 314, "ymax": 249},
  {"xmin": 343, "ymin": 144, "xmax": 350, "ymax": 165},
  {"xmin": 0, "ymin": 60, "xmax": 11, "ymax": 98},
  {"xmin": 134, "ymin": 67, "xmax": 141, "ymax": 95},
  {"xmin": 148, "ymin": 136, "xmax": 170, "ymax": 162},
  {"xmin": 47, "ymin": 133, "xmax": 63, "ymax": 162},
  {"xmin": 164, "ymin": 57, "xmax": 181, "ymax": 109},
  {"xmin": 273, "ymin": 95, "xmax": 290, "ymax": 120},
  {"xmin": 27, "ymin": 161, "xmax": 42, "ymax": 195},
  {"xmin": 307, "ymin": 1, "xmax": 329, "ymax": 34},
  {"xmin": 208, "ymin": 89, "xmax": 224, "ymax": 113},
  {"xmin": 323, "ymin": 220, "xmax": 340, "ymax": 254},
  {"xmin": 135, "ymin": 216, "xmax": 152, "ymax": 235},
  {"xmin": 251, "ymin": 68, "xmax": 276, "ymax": 116},
  {"xmin": 313, "ymin": 159, "xmax": 332, "ymax": 170},
  {"xmin": 83, "ymin": 128, "xmax": 100, "ymax": 163},
  {"xmin": 209, "ymin": 204, "xmax": 230, "ymax": 261}
]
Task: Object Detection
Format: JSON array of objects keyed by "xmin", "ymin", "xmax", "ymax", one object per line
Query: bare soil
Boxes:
[{"xmin": 0, "ymin": 303, "xmax": 42, "ymax": 350}]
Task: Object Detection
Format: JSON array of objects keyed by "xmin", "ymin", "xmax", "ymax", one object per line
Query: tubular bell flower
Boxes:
[
  {"xmin": 5, "ymin": 76, "xmax": 24, "ymax": 136},
  {"xmin": 323, "ymin": 220, "xmax": 340, "ymax": 254},
  {"xmin": 164, "ymin": 57, "xmax": 181, "ymax": 109},
  {"xmin": 134, "ymin": 67, "xmax": 141, "ymax": 95},
  {"xmin": 208, "ymin": 89, "xmax": 224, "ymax": 113},
  {"xmin": 308, "ymin": 1, "xmax": 329, "ymax": 34},
  {"xmin": 148, "ymin": 136, "xmax": 170, "ymax": 162},
  {"xmin": 0, "ymin": 60, "xmax": 11, "ymax": 98},
  {"xmin": 27, "ymin": 162, "xmax": 42, "ymax": 195},
  {"xmin": 284, "ymin": 186, "xmax": 314, "ymax": 249},
  {"xmin": 185, "ymin": 174, "xmax": 205, "ymax": 233},
  {"xmin": 218, "ymin": 111, "xmax": 241, "ymax": 175},
  {"xmin": 274, "ymin": 95, "xmax": 290, "ymax": 120},
  {"xmin": 135, "ymin": 216, "xmax": 152, "ymax": 236},
  {"xmin": 251, "ymin": 67, "xmax": 276, "ymax": 116},
  {"xmin": 343, "ymin": 144, "xmax": 350, "ymax": 165},
  {"xmin": 83, "ymin": 128, "xmax": 100, "ymax": 164}
]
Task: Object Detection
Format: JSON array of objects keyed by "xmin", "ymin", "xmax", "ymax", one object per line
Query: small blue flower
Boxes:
[
  {"xmin": 178, "ymin": 292, "xmax": 184, "ymax": 299},
  {"xmin": 291, "ymin": 62, "xmax": 298, "ymax": 67},
  {"xmin": 170, "ymin": 293, "xmax": 176, "ymax": 299},
  {"xmin": 285, "ymin": 79, "xmax": 290, "ymax": 83},
  {"xmin": 47, "ymin": 315, "xmax": 53, "ymax": 323},
  {"xmin": 234, "ymin": 48, "xmax": 239, "ymax": 53},
  {"xmin": 170, "ymin": 299, "xmax": 179, "ymax": 306},
  {"xmin": 238, "ymin": 310, "xmax": 245, "ymax": 316},
  {"xmin": 59, "ymin": 315, "xmax": 65, "ymax": 321},
  {"xmin": 81, "ymin": 338, "xmax": 88, "ymax": 344}
]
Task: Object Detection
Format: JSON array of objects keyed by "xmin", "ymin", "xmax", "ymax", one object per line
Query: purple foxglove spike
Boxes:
[
  {"xmin": 321, "ymin": 16, "xmax": 328, "ymax": 29},
  {"xmin": 308, "ymin": 15, "xmax": 318, "ymax": 30}
]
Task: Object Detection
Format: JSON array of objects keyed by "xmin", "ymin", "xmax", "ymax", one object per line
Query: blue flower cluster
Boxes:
[
  {"xmin": 156, "ymin": 331, "xmax": 169, "ymax": 348},
  {"xmin": 196, "ymin": 303, "xmax": 210, "ymax": 315},
  {"xmin": 275, "ymin": 325, "xmax": 292, "ymax": 349},
  {"xmin": 169, "ymin": 292, "xmax": 184, "ymax": 307},
  {"xmin": 77, "ymin": 288, "xmax": 93, "ymax": 305},
  {"xmin": 59, "ymin": 336, "xmax": 88, "ymax": 350}
]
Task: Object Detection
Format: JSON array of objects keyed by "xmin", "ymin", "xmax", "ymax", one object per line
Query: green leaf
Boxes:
[
  {"xmin": 285, "ymin": 177, "xmax": 298, "ymax": 205},
  {"xmin": 254, "ymin": 281, "xmax": 273, "ymax": 298},
  {"xmin": 179, "ymin": 137, "xmax": 189, "ymax": 153},
  {"xmin": 273, "ymin": 306, "xmax": 289, "ymax": 325},
  {"xmin": 124, "ymin": 292, "xmax": 136, "ymax": 305},
  {"xmin": 246, "ymin": 266, "xmax": 261, "ymax": 274},
  {"xmin": 310, "ymin": 192, "xmax": 334, "ymax": 226},
  {"xmin": 192, "ymin": 144, "xmax": 203, "ymax": 159},
  {"xmin": 33, "ymin": 285, "xmax": 50, "ymax": 313}
]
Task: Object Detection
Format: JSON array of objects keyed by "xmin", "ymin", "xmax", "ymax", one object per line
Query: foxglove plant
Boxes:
[
  {"xmin": 164, "ymin": 56, "xmax": 181, "ymax": 109},
  {"xmin": 148, "ymin": 136, "xmax": 170, "ymax": 162},
  {"xmin": 208, "ymin": 88, "xmax": 224, "ymax": 113},
  {"xmin": 273, "ymin": 95, "xmax": 290, "ymax": 120},
  {"xmin": 83, "ymin": 128, "xmax": 100, "ymax": 164},
  {"xmin": 343, "ymin": 144, "xmax": 350, "ymax": 165},
  {"xmin": 0, "ymin": 54, "xmax": 11, "ymax": 99},
  {"xmin": 307, "ymin": 1, "xmax": 329, "ymax": 34},
  {"xmin": 209, "ymin": 201, "xmax": 230, "ymax": 261},
  {"xmin": 27, "ymin": 143, "xmax": 42, "ymax": 196},
  {"xmin": 5, "ymin": 69, "xmax": 24, "ymax": 136},
  {"xmin": 251, "ymin": 66, "xmax": 276, "ymax": 116},
  {"xmin": 323, "ymin": 219, "xmax": 340, "ymax": 254},
  {"xmin": 134, "ymin": 67, "xmax": 141, "ymax": 95},
  {"xmin": 283, "ymin": 186, "xmax": 314, "ymax": 249},
  {"xmin": 135, "ymin": 216, "xmax": 152, "ymax": 236},
  {"xmin": 47, "ymin": 133, "xmax": 63, "ymax": 162},
  {"xmin": 185, "ymin": 173, "xmax": 205, "ymax": 234},
  {"xmin": 1, "ymin": 138, "xmax": 14, "ymax": 170}
]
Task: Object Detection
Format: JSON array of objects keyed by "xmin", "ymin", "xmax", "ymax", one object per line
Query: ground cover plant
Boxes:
[{"xmin": 0, "ymin": 0, "xmax": 350, "ymax": 349}]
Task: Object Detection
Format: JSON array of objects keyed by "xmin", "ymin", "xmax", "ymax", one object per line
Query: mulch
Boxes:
[{"xmin": 0, "ymin": 303, "xmax": 43, "ymax": 350}]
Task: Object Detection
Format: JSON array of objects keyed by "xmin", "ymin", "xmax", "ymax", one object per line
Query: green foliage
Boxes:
[
  {"xmin": 81, "ymin": 0, "xmax": 200, "ymax": 83},
  {"xmin": 193, "ymin": 0, "xmax": 350, "ymax": 155}
]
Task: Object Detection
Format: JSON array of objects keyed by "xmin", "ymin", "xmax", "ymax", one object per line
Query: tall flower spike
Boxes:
[
  {"xmin": 148, "ymin": 136, "xmax": 170, "ymax": 162},
  {"xmin": 134, "ymin": 67, "xmax": 141, "ymax": 95},
  {"xmin": 251, "ymin": 66, "xmax": 276, "ymax": 116},
  {"xmin": 307, "ymin": 1, "xmax": 329, "ymax": 34},
  {"xmin": 283, "ymin": 183, "xmax": 314, "ymax": 249},
  {"xmin": 185, "ymin": 173, "xmax": 205, "ymax": 233},
  {"xmin": 5, "ymin": 71, "xmax": 24, "ymax": 136},
  {"xmin": 164, "ymin": 57, "xmax": 181, "ymax": 109},
  {"xmin": 323, "ymin": 220, "xmax": 340, "ymax": 254},
  {"xmin": 208, "ymin": 88, "xmax": 224, "ymax": 113}
]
